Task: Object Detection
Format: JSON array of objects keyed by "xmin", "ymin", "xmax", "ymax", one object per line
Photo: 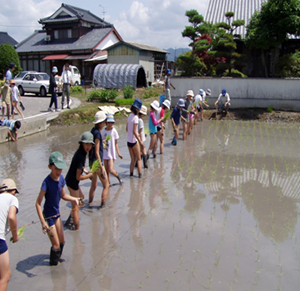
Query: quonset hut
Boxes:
[{"xmin": 93, "ymin": 64, "xmax": 147, "ymax": 89}]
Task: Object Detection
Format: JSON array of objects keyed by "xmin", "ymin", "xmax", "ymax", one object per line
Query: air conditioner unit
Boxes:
[{"xmin": 44, "ymin": 35, "xmax": 51, "ymax": 42}]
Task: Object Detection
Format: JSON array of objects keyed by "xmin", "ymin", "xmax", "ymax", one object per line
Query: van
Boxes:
[{"xmin": 55, "ymin": 65, "xmax": 81, "ymax": 95}]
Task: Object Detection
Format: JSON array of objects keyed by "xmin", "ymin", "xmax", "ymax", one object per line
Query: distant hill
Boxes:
[{"xmin": 164, "ymin": 47, "xmax": 190, "ymax": 62}]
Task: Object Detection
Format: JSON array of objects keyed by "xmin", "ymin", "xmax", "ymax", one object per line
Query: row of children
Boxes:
[{"xmin": 0, "ymin": 79, "xmax": 25, "ymax": 120}]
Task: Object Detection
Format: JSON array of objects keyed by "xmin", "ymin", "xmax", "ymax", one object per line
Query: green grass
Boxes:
[{"xmin": 115, "ymin": 98, "xmax": 134, "ymax": 106}]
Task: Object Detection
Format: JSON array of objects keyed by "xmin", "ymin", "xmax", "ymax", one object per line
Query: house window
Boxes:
[{"xmin": 53, "ymin": 29, "xmax": 72, "ymax": 39}]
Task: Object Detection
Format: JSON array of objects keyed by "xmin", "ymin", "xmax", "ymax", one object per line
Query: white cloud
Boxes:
[
  {"xmin": 114, "ymin": 0, "xmax": 209, "ymax": 49},
  {"xmin": 0, "ymin": 0, "xmax": 60, "ymax": 42}
]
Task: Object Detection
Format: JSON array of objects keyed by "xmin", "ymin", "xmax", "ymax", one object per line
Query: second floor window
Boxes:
[{"xmin": 54, "ymin": 29, "xmax": 72, "ymax": 40}]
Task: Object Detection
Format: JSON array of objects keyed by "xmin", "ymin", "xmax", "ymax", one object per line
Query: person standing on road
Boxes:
[
  {"xmin": 164, "ymin": 69, "xmax": 175, "ymax": 103},
  {"xmin": 1, "ymin": 80, "xmax": 12, "ymax": 121},
  {"xmin": 10, "ymin": 80, "xmax": 24, "ymax": 120},
  {"xmin": 215, "ymin": 89, "xmax": 230, "ymax": 114},
  {"xmin": 48, "ymin": 66, "xmax": 59, "ymax": 112},
  {"xmin": 5, "ymin": 63, "xmax": 15, "ymax": 81},
  {"xmin": 61, "ymin": 63, "xmax": 73, "ymax": 110}
]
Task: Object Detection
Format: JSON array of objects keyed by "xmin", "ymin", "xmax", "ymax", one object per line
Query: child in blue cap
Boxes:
[
  {"xmin": 171, "ymin": 99, "xmax": 186, "ymax": 145},
  {"xmin": 36, "ymin": 151, "xmax": 82, "ymax": 265}
]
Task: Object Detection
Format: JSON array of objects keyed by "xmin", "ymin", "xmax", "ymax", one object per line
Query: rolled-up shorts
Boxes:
[{"xmin": 0, "ymin": 239, "xmax": 8, "ymax": 254}]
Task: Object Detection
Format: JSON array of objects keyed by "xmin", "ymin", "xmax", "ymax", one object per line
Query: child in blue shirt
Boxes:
[
  {"xmin": 171, "ymin": 99, "xmax": 186, "ymax": 145},
  {"xmin": 36, "ymin": 151, "xmax": 81, "ymax": 266}
]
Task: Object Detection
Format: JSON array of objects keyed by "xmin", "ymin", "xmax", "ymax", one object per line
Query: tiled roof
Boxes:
[
  {"xmin": 16, "ymin": 27, "xmax": 114, "ymax": 53},
  {"xmin": 107, "ymin": 41, "xmax": 169, "ymax": 54},
  {"xmin": 39, "ymin": 3, "xmax": 112, "ymax": 27},
  {"xmin": 0, "ymin": 31, "xmax": 18, "ymax": 46},
  {"xmin": 204, "ymin": 0, "xmax": 266, "ymax": 38}
]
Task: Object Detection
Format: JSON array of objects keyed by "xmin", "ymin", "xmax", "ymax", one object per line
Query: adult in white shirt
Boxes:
[
  {"xmin": 61, "ymin": 63, "xmax": 73, "ymax": 109},
  {"xmin": 215, "ymin": 88, "xmax": 230, "ymax": 114}
]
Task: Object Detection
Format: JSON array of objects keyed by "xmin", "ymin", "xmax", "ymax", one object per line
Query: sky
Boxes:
[{"xmin": 0, "ymin": 0, "xmax": 208, "ymax": 49}]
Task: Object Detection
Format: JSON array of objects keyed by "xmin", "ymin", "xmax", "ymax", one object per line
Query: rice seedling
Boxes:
[
  {"xmin": 90, "ymin": 159, "xmax": 101, "ymax": 173},
  {"xmin": 144, "ymin": 128, "xmax": 150, "ymax": 135},
  {"xmin": 163, "ymin": 112, "xmax": 171, "ymax": 121},
  {"xmin": 17, "ymin": 226, "xmax": 26, "ymax": 238},
  {"xmin": 214, "ymin": 256, "xmax": 220, "ymax": 267}
]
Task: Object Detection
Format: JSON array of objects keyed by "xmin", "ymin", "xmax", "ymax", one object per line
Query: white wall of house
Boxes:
[
  {"xmin": 168, "ymin": 77, "xmax": 300, "ymax": 110},
  {"xmin": 96, "ymin": 32, "xmax": 120, "ymax": 50}
]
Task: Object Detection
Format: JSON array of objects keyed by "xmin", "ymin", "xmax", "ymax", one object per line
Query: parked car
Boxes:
[{"xmin": 14, "ymin": 71, "xmax": 50, "ymax": 97}]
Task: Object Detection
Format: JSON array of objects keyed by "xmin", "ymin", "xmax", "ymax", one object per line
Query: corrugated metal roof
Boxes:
[
  {"xmin": 16, "ymin": 27, "xmax": 114, "ymax": 53},
  {"xmin": 204, "ymin": 0, "xmax": 267, "ymax": 38},
  {"xmin": 106, "ymin": 41, "xmax": 169, "ymax": 54}
]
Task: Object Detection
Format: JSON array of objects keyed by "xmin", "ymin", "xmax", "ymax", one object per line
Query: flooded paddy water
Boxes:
[{"xmin": 2, "ymin": 119, "xmax": 300, "ymax": 290}]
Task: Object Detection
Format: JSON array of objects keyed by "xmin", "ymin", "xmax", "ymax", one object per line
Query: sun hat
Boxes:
[
  {"xmin": 162, "ymin": 99, "xmax": 170, "ymax": 109},
  {"xmin": 150, "ymin": 100, "xmax": 160, "ymax": 111},
  {"xmin": 140, "ymin": 105, "xmax": 147, "ymax": 115},
  {"xmin": 79, "ymin": 131, "xmax": 94, "ymax": 144},
  {"xmin": 222, "ymin": 89, "xmax": 226, "ymax": 95},
  {"xmin": 166, "ymin": 69, "xmax": 171, "ymax": 74},
  {"xmin": 187, "ymin": 90, "xmax": 194, "ymax": 97},
  {"xmin": 49, "ymin": 151, "xmax": 67, "ymax": 169},
  {"xmin": 93, "ymin": 111, "xmax": 106, "ymax": 124},
  {"xmin": 4, "ymin": 79, "xmax": 10, "ymax": 86},
  {"xmin": 132, "ymin": 98, "xmax": 142, "ymax": 110},
  {"xmin": 206, "ymin": 88, "xmax": 211, "ymax": 96},
  {"xmin": 177, "ymin": 98, "xmax": 185, "ymax": 107},
  {"xmin": 9, "ymin": 62, "xmax": 15, "ymax": 69},
  {"xmin": 52, "ymin": 66, "xmax": 58, "ymax": 73},
  {"xmin": 199, "ymin": 89, "xmax": 204, "ymax": 95},
  {"xmin": 106, "ymin": 113, "xmax": 115, "ymax": 123},
  {"xmin": 10, "ymin": 79, "xmax": 15, "ymax": 85},
  {"xmin": 0, "ymin": 178, "xmax": 19, "ymax": 194}
]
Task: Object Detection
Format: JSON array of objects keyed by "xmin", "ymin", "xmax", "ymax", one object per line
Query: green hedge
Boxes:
[
  {"xmin": 88, "ymin": 89, "xmax": 118, "ymax": 102},
  {"xmin": 71, "ymin": 85, "xmax": 83, "ymax": 93},
  {"xmin": 115, "ymin": 98, "xmax": 134, "ymax": 106}
]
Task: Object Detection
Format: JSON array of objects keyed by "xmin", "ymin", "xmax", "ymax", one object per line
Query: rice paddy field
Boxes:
[{"xmin": 1, "ymin": 118, "xmax": 300, "ymax": 291}]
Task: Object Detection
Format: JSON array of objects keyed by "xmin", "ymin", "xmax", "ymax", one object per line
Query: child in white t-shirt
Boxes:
[
  {"xmin": 102, "ymin": 114, "xmax": 123, "ymax": 185},
  {"xmin": 138, "ymin": 105, "xmax": 148, "ymax": 168}
]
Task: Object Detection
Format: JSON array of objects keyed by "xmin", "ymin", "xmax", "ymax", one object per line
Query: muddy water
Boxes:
[{"xmin": 2, "ymin": 119, "xmax": 300, "ymax": 290}]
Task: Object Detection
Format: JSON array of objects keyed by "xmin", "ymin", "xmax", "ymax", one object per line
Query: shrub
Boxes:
[
  {"xmin": 142, "ymin": 89, "xmax": 158, "ymax": 99},
  {"xmin": 115, "ymin": 98, "xmax": 134, "ymax": 106},
  {"xmin": 123, "ymin": 86, "xmax": 134, "ymax": 99},
  {"xmin": 267, "ymin": 106, "xmax": 274, "ymax": 113},
  {"xmin": 88, "ymin": 89, "xmax": 118, "ymax": 102},
  {"xmin": 222, "ymin": 69, "xmax": 247, "ymax": 78},
  {"xmin": 71, "ymin": 85, "xmax": 83, "ymax": 93},
  {"xmin": 276, "ymin": 50, "xmax": 300, "ymax": 78}
]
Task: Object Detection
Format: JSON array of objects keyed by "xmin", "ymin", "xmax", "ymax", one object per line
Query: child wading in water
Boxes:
[
  {"xmin": 65, "ymin": 132, "xmax": 94, "ymax": 230},
  {"xmin": 89, "ymin": 111, "xmax": 110, "ymax": 207},
  {"xmin": 102, "ymin": 113, "xmax": 123, "ymax": 185},
  {"xmin": 155, "ymin": 99, "xmax": 170, "ymax": 155},
  {"xmin": 147, "ymin": 100, "xmax": 164, "ymax": 159},
  {"xmin": 127, "ymin": 99, "xmax": 144, "ymax": 178},
  {"xmin": 171, "ymin": 99, "xmax": 186, "ymax": 145},
  {"xmin": 36, "ymin": 152, "xmax": 81, "ymax": 265},
  {"xmin": 138, "ymin": 105, "xmax": 148, "ymax": 168},
  {"xmin": 0, "ymin": 179, "xmax": 19, "ymax": 290}
]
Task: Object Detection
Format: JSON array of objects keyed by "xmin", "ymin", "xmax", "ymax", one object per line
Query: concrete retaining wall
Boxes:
[
  {"xmin": 169, "ymin": 77, "xmax": 300, "ymax": 110},
  {"xmin": 0, "ymin": 116, "xmax": 53, "ymax": 144}
]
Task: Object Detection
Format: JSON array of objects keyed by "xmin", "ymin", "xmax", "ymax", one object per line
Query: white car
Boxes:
[{"xmin": 14, "ymin": 71, "xmax": 50, "ymax": 97}]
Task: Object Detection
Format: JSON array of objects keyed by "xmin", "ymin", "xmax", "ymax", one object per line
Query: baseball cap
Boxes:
[
  {"xmin": 132, "ymin": 98, "xmax": 142, "ymax": 110},
  {"xmin": 166, "ymin": 69, "xmax": 171, "ymax": 74},
  {"xmin": 150, "ymin": 100, "xmax": 160, "ymax": 111},
  {"xmin": 9, "ymin": 62, "xmax": 15, "ymax": 69},
  {"xmin": 106, "ymin": 114, "xmax": 115, "ymax": 123},
  {"xmin": 222, "ymin": 89, "xmax": 226, "ymax": 95},
  {"xmin": 0, "ymin": 178, "xmax": 19, "ymax": 194},
  {"xmin": 177, "ymin": 98, "xmax": 185, "ymax": 107},
  {"xmin": 79, "ymin": 131, "xmax": 94, "ymax": 144},
  {"xmin": 49, "ymin": 151, "xmax": 67, "ymax": 169},
  {"xmin": 93, "ymin": 111, "xmax": 106, "ymax": 124},
  {"xmin": 162, "ymin": 99, "xmax": 170, "ymax": 109},
  {"xmin": 187, "ymin": 90, "xmax": 194, "ymax": 97},
  {"xmin": 140, "ymin": 105, "xmax": 147, "ymax": 115}
]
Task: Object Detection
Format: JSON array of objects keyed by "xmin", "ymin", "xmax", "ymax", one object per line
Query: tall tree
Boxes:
[
  {"xmin": 213, "ymin": 12, "xmax": 245, "ymax": 76},
  {"xmin": 0, "ymin": 44, "xmax": 21, "ymax": 78},
  {"xmin": 246, "ymin": 0, "xmax": 300, "ymax": 77}
]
